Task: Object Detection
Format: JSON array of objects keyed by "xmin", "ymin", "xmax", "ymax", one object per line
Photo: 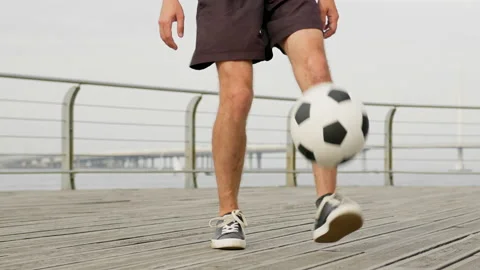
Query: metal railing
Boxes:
[{"xmin": 1, "ymin": 72, "xmax": 480, "ymax": 190}]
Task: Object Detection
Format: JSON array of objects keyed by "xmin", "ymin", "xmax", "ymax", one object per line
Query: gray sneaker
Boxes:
[
  {"xmin": 208, "ymin": 210, "xmax": 248, "ymax": 249},
  {"xmin": 313, "ymin": 193, "xmax": 363, "ymax": 243}
]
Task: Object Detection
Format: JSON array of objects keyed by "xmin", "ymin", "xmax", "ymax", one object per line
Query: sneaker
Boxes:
[
  {"xmin": 208, "ymin": 210, "xmax": 248, "ymax": 250},
  {"xmin": 313, "ymin": 193, "xmax": 363, "ymax": 243}
]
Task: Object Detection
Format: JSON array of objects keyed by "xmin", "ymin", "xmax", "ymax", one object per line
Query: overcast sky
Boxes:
[{"xmin": 0, "ymin": 0, "xmax": 479, "ymax": 169}]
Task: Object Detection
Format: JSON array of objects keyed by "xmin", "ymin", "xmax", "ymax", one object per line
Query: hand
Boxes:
[
  {"xmin": 158, "ymin": 0, "xmax": 185, "ymax": 50},
  {"xmin": 319, "ymin": 0, "xmax": 339, "ymax": 39}
]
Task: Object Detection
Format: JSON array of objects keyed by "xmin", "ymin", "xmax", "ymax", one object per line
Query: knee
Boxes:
[
  {"xmin": 292, "ymin": 49, "xmax": 331, "ymax": 89},
  {"xmin": 304, "ymin": 50, "xmax": 331, "ymax": 84},
  {"xmin": 217, "ymin": 61, "xmax": 254, "ymax": 121},
  {"xmin": 220, "ymin": 86, "xmax": 254, "ymax": 121},
  {"xmin": 282, "ymin": 29, "xmax": 332, "ymax": 87}
]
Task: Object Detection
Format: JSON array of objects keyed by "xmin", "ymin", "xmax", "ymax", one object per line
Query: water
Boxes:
[{"xmin": 1, "ymin": 172, "xmax": 478, "ymax": 191}]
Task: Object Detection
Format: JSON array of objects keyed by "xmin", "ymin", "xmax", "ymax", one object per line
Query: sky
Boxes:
[{"xmin": 0, "ymin": 0, "xmax": 479, "ymax": 173}]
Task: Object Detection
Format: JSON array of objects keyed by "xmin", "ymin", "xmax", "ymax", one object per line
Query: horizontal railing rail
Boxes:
[
  {"xmin": 3, "ymin": 72, "xmax": 480, "ymax": 108},
  {"xmin": 1, "ymin": 169, "xmax": 480, "ymax": 175},
  {"xmin": 1, "ymin": 72, "xmax": 479, "ymax": 190}
]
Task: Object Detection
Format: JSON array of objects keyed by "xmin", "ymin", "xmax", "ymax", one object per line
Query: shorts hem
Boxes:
[
  {"xmin": 190, "ymin": 51, "xmax": 267, "ymax": 70},
  {"xmin": 269, "ymin": 20, "xmax": 324, "ymax": 52}
]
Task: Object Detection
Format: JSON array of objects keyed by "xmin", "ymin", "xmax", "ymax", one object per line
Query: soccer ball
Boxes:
[{"xmin": 289, "ymin": 83, "xmax": 369, "ymax": 168}]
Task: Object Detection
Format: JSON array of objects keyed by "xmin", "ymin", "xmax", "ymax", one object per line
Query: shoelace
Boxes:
[{"xmin": 208, "ymin": 210, "xmax": 248, "ymax": 233}]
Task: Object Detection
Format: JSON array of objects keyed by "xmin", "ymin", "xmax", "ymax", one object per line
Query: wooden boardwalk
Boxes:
[{"xmin": 1, "ymin": 186, "xmax": 480, "ymax": 270}]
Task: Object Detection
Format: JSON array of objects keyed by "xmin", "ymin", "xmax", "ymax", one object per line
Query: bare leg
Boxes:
[
  {"xmin": 281, "ymin": 28, "xmax": 363, "ymax": 243},
  {"xmin": 281, "ymin": 28, "xmax": 337, "ymax": 197},
  {"xmin": 212, "ymin": 60, "xmax": 254, "ymax": 216}
]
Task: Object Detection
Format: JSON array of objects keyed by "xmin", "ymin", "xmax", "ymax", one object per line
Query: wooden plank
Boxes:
[
  {"xmin": 2, "ymin": 213, "xmax": 398, "ymax": 269},
  {"xmin": 0, "ymin": 187, "xmax": 479, "ymax": 270},
  {"xmin": 100, "ymin": 209, "xmax": 477, "ymax": 270},
  {"xmin": 0, "ymin": 186, "xmax": 471, "ymax": 237},
  {"xmin": 0, "ymin": 217, "xmax": 402, "ymax": 270},
  {"xmin": 313, "ymin": 220, "xmax": 480, "ymax": 270},
  {"xmin": 245, "ymin": 251, "xmax": 364, "ymax": 270},
  {"xmin": 153, "ymin": 213, "xmax": 480, "ymax": 270},
  {"xmin": 444, "ymin": 253, "xmax": 480, "ymax": 270},
  {"xmin": 323, "ymin": 213, "xmax": 480, "ymax": 254},
  {"xmin": 0, "ymin": 208, "xmax": 313, "ymax": 242},
  {"xmin": 388, "ymin": 234, "xmax": 480, "ymax": 269},
  {"xmin": 0, "ymin": 194, "xmax": 423, "ymax": 253}
]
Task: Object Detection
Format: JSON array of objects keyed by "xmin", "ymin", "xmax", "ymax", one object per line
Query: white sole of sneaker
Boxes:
[
  {"xmin": 211, "ymin": 239, "xmax": 246, "ymax": 250},
  {"xmin": 313, "ymin": 204, "xmax": 363, "ymax": 243}
]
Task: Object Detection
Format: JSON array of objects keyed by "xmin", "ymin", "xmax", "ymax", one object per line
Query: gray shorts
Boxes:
[{"xmin": 189, "ymin": 0, "xmax": 324, "ymax": 70}]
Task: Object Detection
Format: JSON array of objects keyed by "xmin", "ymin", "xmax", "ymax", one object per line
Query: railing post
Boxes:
[
  {"xmin": 361, "ymin": 149, "xmax": 368, "ymax": 172},
  {"xmin": 61, "ymin": 85, "xmax": 81, "ymax": 190},
  {"xmin": 184, "ymin": 95, "xmax": 203, "ymax": 189},
  {"xmin": 384, "ymin": 107, "xmax": 397, "ymax": 186},
  {"xmin": 454, "ymin": 147, "xmax": 467, "ymax": 171},
  {"xmin": 286, "ymin": 106, "xmax": 297, "ymax": 187}
]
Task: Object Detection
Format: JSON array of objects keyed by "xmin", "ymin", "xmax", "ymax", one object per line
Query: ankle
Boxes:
[
  {"xmin": 315, "ymin": 193, "xmax": 333, "ymax": 208},
  {"xmin": 219, "ymin": 208, "xmax": 239, "ymax": 217}
]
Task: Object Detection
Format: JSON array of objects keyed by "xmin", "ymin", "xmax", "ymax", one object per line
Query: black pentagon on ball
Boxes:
[
  {"xmin": 298, "ymin": 144, "xmax": 316, "ymax": 161},
  {"xmin": 323, "ymin": 121, "xmax": 347, "ymax": 145},
  {"xmin": 328, "ymin": 89, "xmax": 351, "ymax": 103},
  {"xmin": 362, "ymin": 114, "xmax": 369, "ymax": 138},
  {"xmin": 294, "ymin": 102, "xmax": 311, "ymax": 125}
]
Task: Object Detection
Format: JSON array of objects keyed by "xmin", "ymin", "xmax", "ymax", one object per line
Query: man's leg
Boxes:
[
  {"xmin": 212, "ymin": 61, "xmax": 253, "ymax": 217},
  {"xmin": 280, "ymin": 28, "xmax": 337, "ymax": 198},
  {"xmin": 189, "ymin": 0, "xmax": 267, "ymax": 250},
  {"xmin": 265, "ymin": 0, "xmax": 363, "ymax": 243},
  {"xmin": 282, "ymin": 29, "xmax": 363, "ymax": 243},
  {"xmin": 282, "ymin": 28, "xmax": 363, "ymax": 243},
  {"xmin": 205, "ymin": 60, "xmax": 253, "ymax": 249}
]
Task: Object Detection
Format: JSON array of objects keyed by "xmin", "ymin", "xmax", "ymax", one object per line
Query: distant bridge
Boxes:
[
  {"xmin": 1, "ymin": 143, "xmax": 477, "ymax": 172},
  {"xmin": 0, "ymin": 144, "xmax": 289, "ymax": 171}
]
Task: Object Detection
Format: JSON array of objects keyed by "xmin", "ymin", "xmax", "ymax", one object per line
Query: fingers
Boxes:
[
  {"xmin": 159, "ymin": 19, "xmax": 178, "ymax": 50},
  {"xmin": 176, "ymin": 12, "xmax": 184, "ymax": 38},
  {"xmin": 323, "ymin": 10, "xmax": 339, "ymax": 39},
  {"xmin": 318, "ymin": 0, "xmax": 339, "ymax": 39},
  {"xmin": 323, "ymin": 14, "xmax": 338, "ymax": 39},
  {"xmin": 158, "ymin": 11, "xmax": 184, "ymax": 50}
]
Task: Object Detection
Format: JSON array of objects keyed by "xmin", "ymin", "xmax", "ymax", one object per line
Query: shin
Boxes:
[
  {"xmin": 213, "ymin": 61, "xmax": 254, "ymax": 216},
  {"xmin": 282, "ymin": 29, "xmax": 337, "ymax": 197}
]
